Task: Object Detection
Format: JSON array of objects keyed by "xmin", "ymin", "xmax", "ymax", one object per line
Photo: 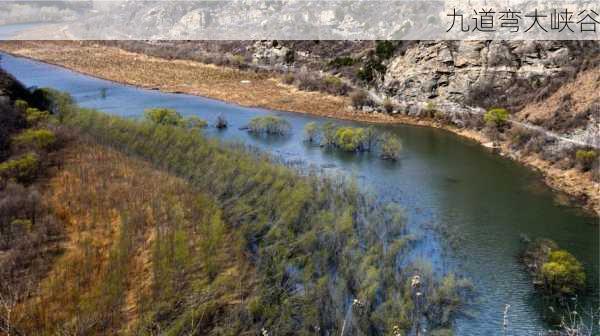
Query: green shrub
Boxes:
[
  {"xmin": 304, "ymin": 122, "xmax": 319, "ymax": 143},
  {"xmin": 424, "ymin": 101, "xmax": 438, "ymax": 118},
  {"xmin": 15, "ymin": 99, "xmax": 29, "ymax": 113},
  {"xmin": 328, "ymin": 56, "xmax": 356, "ymax": 68},
  {"xmin": 324, "ymin": 75, "xmax": 343, "ymax": 87},
  {"xmin": 483, "ymin": 108, "xmax": 510, "ymax": 128},
  {"xmin": 25, "ymin": 107, "xmax": 50, "ymax": 125},
  {"xmin": 247, "ymin": 116, "xmax": 291, "ymax": 135},
  {"xmin": 334, "ymin": 127, "xmax": 366, "ymax": 152},
  {"xmin": 284, "ymin": 49, "xmax": 295, "ymax": 64},
  {"xmin": 0, "ymin": 152, "xmax": 40, "ymax": 184},
  {"xmin": 33, "ymin": 88, "xmax": 75, "ymax": 122},
  {"xmin": 12, "ymin": 129, "xmax": 56, "ymax": 150},
  {"xmin": 144, "ymin": 108, "xmax": 183, "ymax": 126},
  {"xmin": 375, "ymin": 41, "xmax": 396, "ymax": 59},
  {"xmin": 229, "ymin": 54, "xmax": 246, "ymax": 67},
  {"xmin": 320, "ymin": 121, "xmax": 337, "ymax": 146},
  {"xmin": 183, "ymin": 116, "xmax": 208, "ymax": 130},
  {"xmin": 356, "ymin": 57, "xmax": 386, "ymax": 83},
  {"xmin": 575, "ymin": 149, "xmax": 597, "ymax": 171},
  {"xmin": 541, "ymin": 250, "xmax": 586, "ymax": 295},
  {"xmin": 380, "ymin": 133, "xmax": 402, "ymax": 161}
]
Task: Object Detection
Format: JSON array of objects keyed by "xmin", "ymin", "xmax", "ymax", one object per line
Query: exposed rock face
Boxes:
[
  {"xmin": 252, "ymin": 41, "xmax": 292, "ymax": 65},
  {"xmin": 382, "ymin": 41, "xmax": 599, "ymax": 110}
]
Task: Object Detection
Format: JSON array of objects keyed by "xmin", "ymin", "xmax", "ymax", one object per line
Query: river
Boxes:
[{"xmin": 0, "ymin": 51, "xmax": 597, "ymax": 335}]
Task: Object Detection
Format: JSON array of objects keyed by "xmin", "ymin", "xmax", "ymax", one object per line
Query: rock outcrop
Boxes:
[{"xmin": 382, "ymin": 41, "xmax": 599, "ymax": 110}]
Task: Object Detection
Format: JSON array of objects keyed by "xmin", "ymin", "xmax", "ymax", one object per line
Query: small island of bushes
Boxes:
[
  {"xmin": 246, "ymin": 115, "xmax": 292, "ymax": 135},
  {"xmin": 522, "ymin": 238, "xmax": 586, "ymax": 298},
  {"xmin": 304, "ymin": 121, "xmax": 402, "ymax": 161}
]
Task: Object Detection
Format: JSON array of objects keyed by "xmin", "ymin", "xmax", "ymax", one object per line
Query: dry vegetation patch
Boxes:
[
  {"xmin": 517, "ymin": 67, "xmax": 600, "ymax": 132},
  {"xmin": 12, "ymin": 140, "xmax": 253, "ymax": 335}
]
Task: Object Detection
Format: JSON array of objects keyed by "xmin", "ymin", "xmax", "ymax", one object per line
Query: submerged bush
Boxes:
[
  {"xmin": 247, "ymin": 115, "xmax": 291, "ymax": 135},
  {"xmin": 522, "ymin": 239, "xmax": 586, "ymax": 298},
  {"xmin": 542, "ymin": 250, "xmax": 586, "ymax": 295},
  {"xmin": 334, "ymin": 127, "xmax": 367, "ymax": 152},
  {"xmin": 0, "ymin": 152, "xmax": 40, "ymax": 184},
  {"xmin": 216, "ymin": 114, "xmax": 228, "ymax": 129},
  {"xmin": 12, "ymin": 129, "xmax": 56, "ymax": 150},
  {"xmin": 303, "ymin": 121, "xmax": 319, "ymax": 143},
  {"xmin": 144, "ymin": 107, "xmax": 183, "ymax": 126},
  {"xmin": 380, "ymin": 133, "xmax": 402, "ymax": 160},
  {"xmin": 183, "ymin": 115, "xmax": 208, "ymax": 130}
]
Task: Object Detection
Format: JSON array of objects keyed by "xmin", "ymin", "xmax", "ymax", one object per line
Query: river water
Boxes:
[{"xmin": 0, "ymin": 50, "xmax": 597, "ymax": 335}]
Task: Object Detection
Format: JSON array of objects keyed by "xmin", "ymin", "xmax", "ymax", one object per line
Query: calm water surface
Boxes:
[{"xmin": 1, "ymin": 51, "xmax": 597, "ymax": 335}]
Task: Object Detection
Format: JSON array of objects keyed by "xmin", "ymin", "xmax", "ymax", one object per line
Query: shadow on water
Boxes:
[{"xmin": 0, "ymin": 50, "xmax": 597, "ymax": 335}]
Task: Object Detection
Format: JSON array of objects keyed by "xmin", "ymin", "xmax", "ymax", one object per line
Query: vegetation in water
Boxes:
[
  {"xmin": 522, "ymin": 239, "xmax": 586, "ymax": 297},
  {"xmin": 380, "ymin": 133, "xmax": 402, "ymax": 161},
  {"xmin": 216, "ymin": 114, "xmax": 228, "ymax": 129},
  {"xmin": 334, "ymin": 126, "xmax": 369, "ymax": 152},
  {"xmin": 144, "ymin": 107, "xmax": 183, "ymax": 126},
  {"xmin": 246, "ymin": 115, "xmax": 291, "ymax": 135},
  {"xmin": 305, "ymin": 121, "xmax": 401, "ymax": 160},
  {"xmin": 303, "ymin": 121, "xmax": 319, "ymax": 143},
  {"xmin": 182, "ymin": 115, "xmax": 208, "ymax": 129}
]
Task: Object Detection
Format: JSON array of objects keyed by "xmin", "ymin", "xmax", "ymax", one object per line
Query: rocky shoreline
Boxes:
[{"xmin": 0, "ymin": 41, "xmax": 597, "ymax": 216}]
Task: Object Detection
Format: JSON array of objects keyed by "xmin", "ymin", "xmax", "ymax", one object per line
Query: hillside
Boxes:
[{"xmin": 0, "ymin": 67, "xmax": 471, "ymax": 335}]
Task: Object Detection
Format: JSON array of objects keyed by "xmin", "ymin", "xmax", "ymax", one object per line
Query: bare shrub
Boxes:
[{"xmin": 350, "ymin": 90, "xmax": 371, "ymax": 109}]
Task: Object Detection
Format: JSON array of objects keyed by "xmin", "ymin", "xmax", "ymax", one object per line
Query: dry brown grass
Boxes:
[
  {"xmin": 517, "ymin": 67, "xmax": 600, "ymax": 128},
  {"xmin": 11, "ymin": 140, "xmax": 254, "ymax": 335}
]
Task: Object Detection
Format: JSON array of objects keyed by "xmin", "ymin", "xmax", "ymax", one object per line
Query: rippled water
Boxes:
[{"xmin": 1, "ymin": 51, "xmax": 597, "ymax": 335}]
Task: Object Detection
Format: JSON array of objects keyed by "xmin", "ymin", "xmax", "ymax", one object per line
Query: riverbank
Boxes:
[{"xmin": 0, "ymin": 41, "xmax": 597, "ymax": 216}]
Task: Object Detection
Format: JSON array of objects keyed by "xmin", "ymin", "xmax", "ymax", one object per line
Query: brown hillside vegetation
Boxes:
[
  {"xmin": 10, "ymin": 140, "xmax": 255, "ymax": 335},
  {"xmin": 517, "ymin": 67, "xmax": 600, "ymax": 132}
]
